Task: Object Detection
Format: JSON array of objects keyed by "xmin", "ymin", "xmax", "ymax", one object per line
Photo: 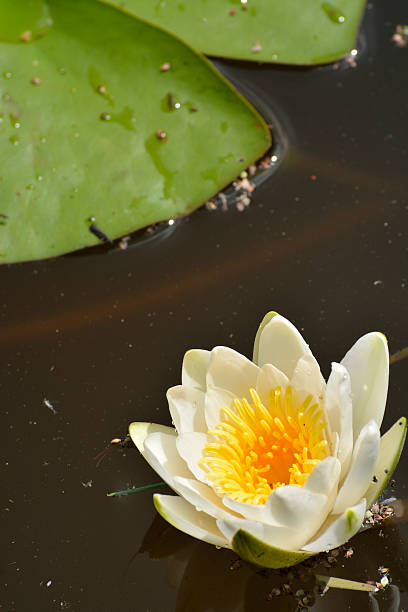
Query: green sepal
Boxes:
[{"xmin": 231, "ymin": 528, "xmax": 315, "ymax": 569}]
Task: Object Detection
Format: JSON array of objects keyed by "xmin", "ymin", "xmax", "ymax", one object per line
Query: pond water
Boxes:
[{"xmin": 2, "ymin": 1, "xmax": 408, "ymax": 610}]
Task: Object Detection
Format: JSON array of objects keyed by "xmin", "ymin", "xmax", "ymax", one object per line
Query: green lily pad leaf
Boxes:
[
  {"xmin": 110, "ymin": 0, "xmax": 367, "ymax": 65},
  {"xmin": 0, "ymin": 0, "xmax": 270, "ymax": 263},
  {"xmin": 231, "ymin": 528, "xmax": 315, "ymax": 569},
  {"xmin": 365, "ymin": 416, "xmax": 407, "ymax": 507}
]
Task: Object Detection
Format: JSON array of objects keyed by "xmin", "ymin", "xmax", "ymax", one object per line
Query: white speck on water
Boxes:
[
  {"xmin": 43, "ymin": 398, "xmax": 56, "ymax": 414},
  {"xmin": 380, "ymin": 575, "xmax": 389, "ymax": 588},
  {"xmin": 373, "ymin": 280, "xmax": 383, "ymax": 286},
  {"xmin": 46, "ymin": 580, "xmax": 52, "ymax": 587}
]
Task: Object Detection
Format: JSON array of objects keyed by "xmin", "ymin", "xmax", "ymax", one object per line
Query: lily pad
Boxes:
[
  {"xmin": 0, "ymin": 0, "xmax": 270, "ymax": 263},
  {"xmin": 110, "ymin": 0, "xmax": 367, "ymax": 65}
]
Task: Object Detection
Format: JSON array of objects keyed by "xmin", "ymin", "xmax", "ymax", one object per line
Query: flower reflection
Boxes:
[{"xmin": 135, "ymin": 504, "xmax": 408, "ymax": 612}]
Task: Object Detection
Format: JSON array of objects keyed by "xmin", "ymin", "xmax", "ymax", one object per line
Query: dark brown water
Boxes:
[{"xmin": 2, "ymin": 2, "xmax": 408, "ymax": 610}]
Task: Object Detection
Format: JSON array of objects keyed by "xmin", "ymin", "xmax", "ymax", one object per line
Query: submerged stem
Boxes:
[{"xmin": 107, "ymin": 482, "xmax": 165, "ymax": 497}]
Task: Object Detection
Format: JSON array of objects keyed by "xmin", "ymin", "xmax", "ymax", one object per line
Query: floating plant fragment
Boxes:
[
  {"xmin": 0, "ymin": 0, "xmax": 270, "ymax": 263},
  {"xmin": 109, "ymin": 0, "xmax": 367, "ymax": 65},
  {"xmin": 129, "ymin": 312, "xmax": 406, "ymax": 568}
]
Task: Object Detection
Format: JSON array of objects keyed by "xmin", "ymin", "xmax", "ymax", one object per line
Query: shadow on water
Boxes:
[{"xmin": 131, "ymin": 506, "xmax": 408, "ymax": 611}]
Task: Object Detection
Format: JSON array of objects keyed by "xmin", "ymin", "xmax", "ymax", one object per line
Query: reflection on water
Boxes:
[{"xmin": 135, "ymin": 506, "xmax": 408, "ymax": 611}]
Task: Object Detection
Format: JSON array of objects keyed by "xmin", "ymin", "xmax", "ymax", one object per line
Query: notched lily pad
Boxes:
[
  {"xmin": 0, "ymin": 0, "xmax": 270, "ymax": 263},
  {"xmin": 112, "ymin": 0, "xmax": 367, "ymax": 65}
]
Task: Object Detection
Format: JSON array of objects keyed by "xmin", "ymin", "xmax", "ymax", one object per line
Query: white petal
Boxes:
[
  {"xmin": 154, "ymin": 494, "xmax": 228, "ymax": 547},
  {"xmin": 219, "ymin": 458, "xmax": 341, "ymax": 551},
  {"xmin": 340, "ymin": 332, "xmax": 389, "ymax": 439},
  {"xmin": 303, "ymin": 456, "xmax": 341, "ymax": 499},
  {"xmin": 256, "ymin": 314, "xmax": 313, "ymax": 378},
  {"xmin": 255, "ymin": 364, "xmax": 288, "ymax": 407},
  {"xmin": 325, "ymin": 363, "xmax": 353, "ymax": 481},
  {"xmin": 173, "ymin": 476, "xmax": 235, "ymax": 521},
  {"xmin": 261, "ymin": 458, "xmax": 341, "ymax": 544},
  {"xmin": 143, "ymin": 431, "xmax": 192, "ymax": 488},
  {"xmin": 222, "ymin": 496, "xmax": 266, "ymax": 521},
  {"xmin": 176, "ymin": 432, "xmax": 210, "ymax": 483},
  {"xmin": 290, "ymin": 355, "xmax": 325, "ymax": 400},
  {"xmin": 253, "ymin": 311, "xmax": 279, "ymax": 365},
  {"xmin": 204, "ymin": 385, "xmax": 236, "ymax": 430},
  {"xmin": 217, "ymin": 516, "xmax": 301, "ymax": 551},
  {"xmin": 129, "ymin": 421, "xmax": 175, "ymax": 455},
  {"xmin": 331, "ymin": 431, "xmax": 339, "ymax": 458},
  {"xmin": 333, "ymin": 420, "xmax": 380, "ymax": 514},
  {"xmin": 182, "ymin": 349, "xmax": 211, "ymax": 391},
  {"xmin": 365, "ymin": 417, "xmax": 407, "ymax": 507},
  {"xmin": 302, "ymin": 499, "xmax": 366, "ymax": 553},
  {"xmin": 167, "ymin": 385, "xmax": 207, "ymax": 434},
  {"xmin": 206, "ymin": 346, "xmax": 259, "ymax": 399}
]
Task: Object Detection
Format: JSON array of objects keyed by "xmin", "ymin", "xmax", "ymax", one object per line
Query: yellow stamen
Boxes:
[{"xmin": 200, "ymin": 385, "xmax": 330, "ymax": 504}]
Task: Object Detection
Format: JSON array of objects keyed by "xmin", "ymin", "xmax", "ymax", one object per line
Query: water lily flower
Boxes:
[{"xmin": 130, "ymin": 312, "xmax": 407, "ymax": 568}]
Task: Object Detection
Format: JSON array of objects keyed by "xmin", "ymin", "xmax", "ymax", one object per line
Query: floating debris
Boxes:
[
  {"xmin": 251, "ymin": 43, "xmax": 262, "ymax": 53},
  {"xmin": 390, "ymin": 346, "xmax": 408, "ymax": 365},
  {"xmin": 156, "ymin": 129, "xmax": 167, "ymax": 141},
  {"xmin": 236, "ymin": 175, "xmax": 255, "ymax": 193},
  {"xmin": 160, "ymin": 62, "xmax": 171, "ymax": 71},
  {"xmin": 229, "ymin": 558, "xmax": 241, "ymax": 571},
  {"xmin": 380, "ymin": 575, "xmax": 389, "ymax": 588},
  {"xmin": 203, "ymin": 149, "xmax": 277, "ymax": 213},
  {"xmin": 363, "ymin": 501, "xmax": 395, "ymax": 527},
  {"xmin": 392, "ymin": 25, "xmax": 408, "ymax": 48},
  {"xmin": 94, "ymin": 435, "xmax": 135, "ymax": 467},
  {"xmin": 97, "ymin": 84, "xmax": 107, "ymax": 95},
  {"xmin": 100, "ymin": 112, "xmax": 111, "ymax": 121},
  {"xmin": 118, "ymin": 236, "xmax": 130, "ymax": 250},
  {"xmin": 81, "ymin": 480, "xmax": 93, "ymax": 488},
  {"xmin": 89, "ymin": 222, "xmax": 111, "ymax": 243},
  {"xmin": 31, "ymin": 77, "xmax": 42, "ymax": 86},
  {"xmin": 20, "ymin": 30, "xmax": 32, "ymax": 42},
  {"xmin": 167, "ymin": 91, "xmax": 176, "ymax": 110},
  {"xmin": 43, "ymin": 398, "xmax": 56, "ymax": 415}
]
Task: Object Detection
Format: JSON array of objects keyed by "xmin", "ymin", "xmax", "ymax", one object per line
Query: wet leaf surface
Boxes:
[
  {"xmin": 111, "ymin": 0, "xmax": 366, "ymax": 64},
  {"xmin": 0, "ymin": 0, "xmax": 270, "ymax": 263}
]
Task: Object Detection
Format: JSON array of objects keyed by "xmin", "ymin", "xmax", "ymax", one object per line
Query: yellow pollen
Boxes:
[{"xmin": 199, "ymin": 385, "xmax": 329, "ymax": 505}]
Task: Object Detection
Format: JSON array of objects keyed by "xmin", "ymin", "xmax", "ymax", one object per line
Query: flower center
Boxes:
[{"xmin": 200, "ymin": 386, "xmax": 329, "ymax": 505}]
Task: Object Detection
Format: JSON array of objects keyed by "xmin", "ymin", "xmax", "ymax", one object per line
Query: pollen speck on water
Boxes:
[{"xmin": 200, "ymin": 386, "xmax": 329, "ymax": 505}]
